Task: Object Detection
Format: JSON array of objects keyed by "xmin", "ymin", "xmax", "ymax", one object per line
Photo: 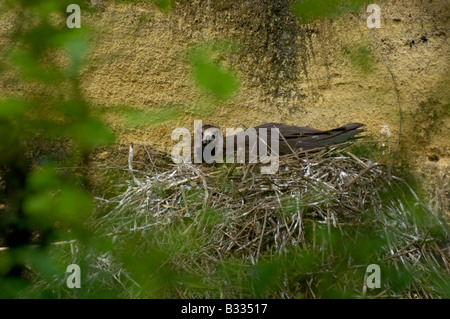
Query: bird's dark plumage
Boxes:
[{"xmin": 219, "ymin": 122, "xmax": 365, "ymax": 155}]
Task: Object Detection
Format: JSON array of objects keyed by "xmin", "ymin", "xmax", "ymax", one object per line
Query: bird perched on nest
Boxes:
[{"xmin": 200, "ymin": 122, "xmax": 365, "ymax": 156}]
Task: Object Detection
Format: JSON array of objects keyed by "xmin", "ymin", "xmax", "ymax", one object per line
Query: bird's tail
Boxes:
[
  {"xmin": 321, "ymin": 123, "xmax": 365, "ymax": 146},
  {"xmin": 296, "ymin": 123, "xmax": 365, "ymax": 149}
]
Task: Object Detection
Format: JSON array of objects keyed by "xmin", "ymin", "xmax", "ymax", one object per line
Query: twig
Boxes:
[
  {"xmin": 142, "ymin": 142, "xmax": 156, "ymax": 172},
  {"xmin": 345, "ymin": 151, "xmax": 368, "ymax": 168},
  {"xmin": 128, "ymin": 143, "xmax": 142, "ymax": 186},
  {"xmin": 256, "ymin": 209, "xmax": 269, "ymax": 262},
  {"xmin": 344, "ymin": 163, "xmax": 377, "ymax": 188}
]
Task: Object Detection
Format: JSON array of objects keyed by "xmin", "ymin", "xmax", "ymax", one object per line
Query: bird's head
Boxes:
[{"xmin": 201, "ymin": 122, "xmax": 220, "ymax": 146}]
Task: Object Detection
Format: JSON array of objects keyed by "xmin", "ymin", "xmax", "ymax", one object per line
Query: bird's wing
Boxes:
[
  {"xmin": 222, "ymin": 122, "xmax": 365, "ymax": 152},
  {"xmin": 296, "ymin": 123, "xmax": 365, "ymax": 149},
  {"xmin": 254, "ymin": 123, "xmax": 323, "ymax": 139}
]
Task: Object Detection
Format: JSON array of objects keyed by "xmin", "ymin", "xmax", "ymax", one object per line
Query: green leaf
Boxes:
[
  {"xmin": 342, "ymin": 43, "xmax": 376, "ymax": 74},
  {"xmin": 292, "ymin": 0, "xmax": 341, "ymax": 23},
  {"xmin": 23, "ymin": 248, "xmax": 66, "ymax": 281},
  {"xmin": 292, "ymin": 0, "xmax": 369, "ymax": 23},
  {"xmin": 186, "ymin": 40, "xmax": 240, "ymax": 100},
  {"xmin": 56, "ymin": 187, "xmax": 93, "ymax": 224},
  {"xmin": 10, "ymin": 50, "xmax": 62, "ymax": 83},
  {"xmin": 194, "ymin": 62, "xmax": 239, "ymax": 100},
  {"xmin": 123, "ymin": 105, "xmax": 183, "ymax": 128},
  {"xmin": 50, "ymin": 28, "xmax": 91, "ymax": 76},
  {"xmin": 0, "ymin": 99, "xmax": 27, "ymax": 119},
  {"xmin": 27, "ymin": 165, "xmax": 61, "ymax": 191},
  {"xmin": 70, "ymin": 118, "xmax": 115, "ymax": 148},
  {"xmin": 153, "ymin": 0, "xmax": 174, "ymax": 11},
  {"xmin": 23, "ymin": 192, "xmax": 57, "ymax": 228},
  {"xmin": 0, "ymin": 252, "xmax": 13, "ymax": 275}
]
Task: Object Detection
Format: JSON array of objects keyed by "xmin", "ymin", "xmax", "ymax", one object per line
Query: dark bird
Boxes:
[{"xmin": 201, "ymin": 122, "xmax": 365, "ymax": 156}]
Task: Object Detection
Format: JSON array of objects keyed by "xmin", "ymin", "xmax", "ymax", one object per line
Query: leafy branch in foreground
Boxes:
[{"xmin": 0, "ymin": 0, "xmax": 113, "ymax": 297}]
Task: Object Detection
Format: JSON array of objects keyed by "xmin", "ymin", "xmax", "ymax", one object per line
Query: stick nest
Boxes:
[{"xmin": 91, "ymin": 143, "xmax": 449, "ymax": 298}]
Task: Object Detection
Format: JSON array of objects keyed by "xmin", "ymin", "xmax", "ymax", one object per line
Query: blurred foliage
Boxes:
[
  {"xmin": 0, "ymin": 0, "xmax": 114, "ymax": 297},
  {"xmin": 291, "ymin": 0, "xmax": 371, "ymax": 23},
  {"xmin": 122, "ymin": 105, "xmax": 183, "ymax": 128},
  {"xmin": 348, "ymin": 140, "xmax": 392, "ymax": 164},
  {"xmin": 342, "ymin": 43, "xmax": 377, "ymax": 74},
  {"xmin": 186, "ymin": 40, "xmax": 240, "ymax": 101}
]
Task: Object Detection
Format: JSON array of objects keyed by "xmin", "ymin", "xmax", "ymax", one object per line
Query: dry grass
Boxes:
[{"xmin": 81, "ymin": 141, "xmax": 450, "ymax": 298}]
